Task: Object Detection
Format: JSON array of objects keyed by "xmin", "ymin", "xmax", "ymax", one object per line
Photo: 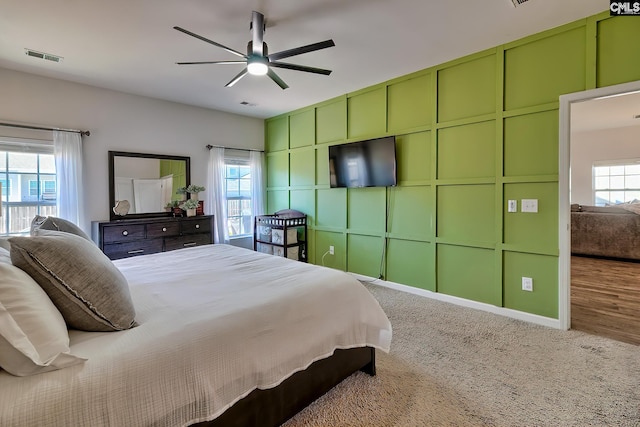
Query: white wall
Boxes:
[
  {"xmin": 0, "ymin": 67, "xmax": 264, "ymax": 231},
  {"xmin": 115, "ymin": 157, "xmax": 160, "ymax": 180},
  {"xmin": 570, "ymin": 125, "xmax": 640, "ymax": 205}
]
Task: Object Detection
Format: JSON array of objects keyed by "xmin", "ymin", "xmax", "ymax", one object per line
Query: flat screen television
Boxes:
[{"xmin": 329, "ymin": 136, "xmax": 397, "ymax": 188}]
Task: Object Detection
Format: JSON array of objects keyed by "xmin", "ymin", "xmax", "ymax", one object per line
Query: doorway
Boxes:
[{"xmin": 559, "ymin": 80, "xmax": 640, "ymax": 343}]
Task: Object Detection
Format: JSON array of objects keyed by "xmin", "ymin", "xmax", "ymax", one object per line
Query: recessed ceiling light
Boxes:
[
  {"xmin": 24, "ymin": 48, "xmax": 63, "ymax": 63},
  {"xmin": 634, "ymin": 114, "xmax": 640, "ymax": 119},
  {"xmin": 240, "ymin": 101, "xmax": 257, "ymax": 107}
]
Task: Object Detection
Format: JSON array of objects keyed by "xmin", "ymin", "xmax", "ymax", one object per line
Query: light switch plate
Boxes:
[
  {"xmin": 521, "ymin": 199, "xmax": 538, "ymax": 213},
  {"xmin": 508, "ymin": 200, "xmax": 517, "ymax": 213}
]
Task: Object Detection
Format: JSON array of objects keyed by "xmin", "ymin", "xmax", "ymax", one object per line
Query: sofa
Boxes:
[{"xmin": 571, "ymin": 204, "xmax": 640, "ymax": 261}]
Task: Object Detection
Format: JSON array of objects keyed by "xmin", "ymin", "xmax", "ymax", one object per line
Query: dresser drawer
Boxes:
[
  {"xmin": 103, "ymin": 239, "xmax": 163, "ymax": 260},
  {"xmin": 92, "ymin": 215, "xmax": 214, "ymax": 259},
  {"xmin": 180, "ymin": 218, "xmax": 211, "ymax": 235},
  {"xmin": 103, "ymin": 224, "xmax": 145, "ymax": 243},
  {"xmin": 146, "ymin": 222, "xmax": 180, "ymax": 239},
  {"xmin": 164, "ymin": 234, "xmax": 212, "ymax": 252}
]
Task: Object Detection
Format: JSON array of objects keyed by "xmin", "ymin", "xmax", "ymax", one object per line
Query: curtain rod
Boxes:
[
  {"xmin": 0, "ymin": 122, "xmax": 90, "ymax": 137},
  {"xmin": 206, "ymin": 144, "xmax": 263, "ymax": 152}
]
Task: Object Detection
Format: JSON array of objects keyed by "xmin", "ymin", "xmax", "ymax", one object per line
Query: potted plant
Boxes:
[
  {"xmin": 165, "ymin": 200, "xmax": 178, "ymax": 211},
  {"xmin": 165, "ymin": 200, "xmax": 182, "ymax": 216},
  {"xmin": 176, "ymin": 186, "xmax": 188, "ymax": 201},
  {"xmin": 180, "ymin": 198, "xmax": 200, "ymax": 217},
  {"xmin": 176, "ymin": 185, "xmax": 205, "ymax": 200},
  {"xmin": 186, "ymin": 184, "xmax": 206, "ymax": 200}
]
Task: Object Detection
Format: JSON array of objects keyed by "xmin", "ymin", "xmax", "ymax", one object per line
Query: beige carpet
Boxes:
[{"xmin": 284, "ymin": 283, "xmax": 640, "ymax": 426}]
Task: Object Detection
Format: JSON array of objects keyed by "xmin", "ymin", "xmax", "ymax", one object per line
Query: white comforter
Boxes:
[{"xmin": 0, "ymin": 244, "xmax": 392, "ymax": 427}]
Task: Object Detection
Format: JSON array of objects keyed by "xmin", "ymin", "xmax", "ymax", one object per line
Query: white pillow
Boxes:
[
  {"xmin": 0, "ymin": 236, "xmax": 10, "ymax": 251},
  {"xmin": 0, "ymin": 263, "xmax": 86, "ymax": 376},
  {"xmin": 0, "ymin": 246, "xmax": 10, "ymax": 264}
]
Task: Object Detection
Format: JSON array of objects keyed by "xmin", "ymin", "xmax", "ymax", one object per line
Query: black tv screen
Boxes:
[{"xmin": 329, "ymin": 136, "xmax": 397, "ymax": 188}]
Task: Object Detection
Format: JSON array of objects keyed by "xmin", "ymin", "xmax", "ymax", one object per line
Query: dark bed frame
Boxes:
[{"xmin": 194, "ymin": 346, "xmax": 376, "ymax": 427}]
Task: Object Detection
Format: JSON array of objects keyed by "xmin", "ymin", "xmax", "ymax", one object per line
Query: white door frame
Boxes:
[{"xmin": 558, "ymin": 79, "xmax": 640, "ymax": 330}]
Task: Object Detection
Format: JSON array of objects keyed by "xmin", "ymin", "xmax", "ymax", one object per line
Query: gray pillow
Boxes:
[
  {"xmin": 30, "ymin": 215, "xmax": 92, "ymax": 242},
  {"xmin": 9, "ymin": 231, "xmax": 136, "ymax": 332}
]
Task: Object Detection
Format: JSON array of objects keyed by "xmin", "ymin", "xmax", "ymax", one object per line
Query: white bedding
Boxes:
[{"xmin": 0, "ymin": 244, "xmax": 392, "ymax": 427}]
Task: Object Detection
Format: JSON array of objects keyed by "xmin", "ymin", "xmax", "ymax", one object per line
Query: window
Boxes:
[
  {"xmin": 0, "ymin": 145, "xmax": 57, "ymax": 235},
  {"xmin": 224, "ymin": 161, "xmax": 252, "ymax": 237},
  {"xmin": 0, "ymin": 178, "xmax": 10, "ymax": 197},
  {"xmin": 28, "ymin": 180, "xmax": 38, "ymax": 196},
  {"xmin": 28, "ymin": 179, "xmax": 56, "ymax": 199},
  {"xmin": 593, "ymin": 160, "xmax": 640, "ymax": 206}
]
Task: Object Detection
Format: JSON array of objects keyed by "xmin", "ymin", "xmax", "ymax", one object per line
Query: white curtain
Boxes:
[
  {"xmin": 53, "ymin": 131, "xmax": 84, "ymax": 228},
  {"xmin": 250, "ymin": 150, "xmax": 266, "ymax": 234},
  {"xmin": 207, "ymin": 147, "xmax": 228, "ymax": 244}
]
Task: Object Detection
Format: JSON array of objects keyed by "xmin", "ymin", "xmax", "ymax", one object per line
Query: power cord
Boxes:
[
  {"xmin": 320, "ymin": 250, "xmax": 331, "ymax": 267},
  {"xmin": 377, "ymin": 186, "xmax": 394, "ymax": 281},
  {"xmin": 359, "ymin": 276, "xmax": 380, "ymax": 285}
]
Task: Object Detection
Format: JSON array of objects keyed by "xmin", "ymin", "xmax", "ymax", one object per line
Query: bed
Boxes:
[{"xmin": 0, "ymin": 242, "xmax": 392, "ymax": 427}]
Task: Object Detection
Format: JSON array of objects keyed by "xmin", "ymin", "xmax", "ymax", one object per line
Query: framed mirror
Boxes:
[{"xmin": 108, "ymin": 151, "xmax": 190, "ymax": 220}]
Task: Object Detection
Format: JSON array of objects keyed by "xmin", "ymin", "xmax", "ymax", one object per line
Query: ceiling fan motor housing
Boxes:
[{"xmin": 174, "ymin": 10, "xmax": 335, "ymax": 89}]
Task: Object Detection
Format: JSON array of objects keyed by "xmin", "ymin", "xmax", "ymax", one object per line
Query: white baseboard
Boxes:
[{"xmin": 351, "ymin": 273, "xmax": 562, "ymax": 330}]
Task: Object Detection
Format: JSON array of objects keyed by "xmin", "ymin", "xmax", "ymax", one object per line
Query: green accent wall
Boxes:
[
  {"xmin": 159, "ymin": 159, "xmax": 186, "ymax": 203},
  {"xmin": 264, "ymin": 12, "xmax": 640, "ymax": 319}
]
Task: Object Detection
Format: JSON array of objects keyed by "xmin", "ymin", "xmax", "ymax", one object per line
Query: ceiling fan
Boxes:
[{"xmin": 174, "ymin": 11, "xmax": 335, "ymax": 90}]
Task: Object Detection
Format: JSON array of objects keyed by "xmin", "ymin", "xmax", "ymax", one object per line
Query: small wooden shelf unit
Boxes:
[{"xmin": 253, "ymin": 209, "xmax": 307, "ymax": 262}]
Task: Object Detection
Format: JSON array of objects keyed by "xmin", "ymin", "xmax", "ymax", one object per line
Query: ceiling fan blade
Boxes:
[
  {"xmin": 174, "ymin": 26, "xmax": 247, "ymax": 59},
  {"xmin": 176, "ymin": 60, "xmax": 247, "ymax": 65},
  {"xmin": 251, "ymin": 11, "xmax": 265, "ymax": 56},
  {"xmin": 268, "ymin": 39, "xmax": 335, "ymax": 61},
  {"xmin": 267, "ymin": 68, "xmax": 289, "ymax": 90},
  {"xmin": 270, "ymin": 61, "xmax": 332, "ymax": 75},
  {"xmin": 225, "ymin": 69, "xmax": 249, "ymax": 87}
]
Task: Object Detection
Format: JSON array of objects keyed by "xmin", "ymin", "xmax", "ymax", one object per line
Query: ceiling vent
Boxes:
[
  {"xmin": 24, "ymin": 49, "xmax": 63, "ymax": 63},
  {"xmin": 510, "ymin": 0, "xmax": 531, "ymax": 6}
]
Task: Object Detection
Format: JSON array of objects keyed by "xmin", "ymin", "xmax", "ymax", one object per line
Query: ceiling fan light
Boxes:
[{"xmin": 247, "ymin": 61, "xmax": 268, "ymax": 76}]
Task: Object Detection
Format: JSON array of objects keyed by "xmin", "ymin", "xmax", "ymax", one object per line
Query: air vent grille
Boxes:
[
  {"xmin": 24, "ymin": 49, "xmax": 63, "ymax": 63},
  {"xmin": 511, "ymin": 0, "xmax": 531, "ymax": 6}
]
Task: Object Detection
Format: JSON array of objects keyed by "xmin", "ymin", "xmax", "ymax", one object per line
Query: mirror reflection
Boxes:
[{"xmin": 109, "ymin": 151, "xmax": 190, "ymax": 220}]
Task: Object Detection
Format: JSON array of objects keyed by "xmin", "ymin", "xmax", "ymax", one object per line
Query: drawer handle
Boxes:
[
  {"xmin": 195, "ymin": 224, "xmax": 200, "ymax": 229},
  {"xmin": 127, "ymin": 249, "xmax": 144, "ymax": 254},
  {"xmin": 183, "ymin": 242, "xmax": 197, "ymax": 247},
  {"xmin": 122, "ymin": 230, "xmax": 129, "ymax": 236},
  {"xmin": 162, "ymin": 227, "xmax": 167, "ymax": 232}
]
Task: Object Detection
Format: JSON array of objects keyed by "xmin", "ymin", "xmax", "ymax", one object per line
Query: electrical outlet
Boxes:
[
  {"xmin": 329, "ymin": 245, "xmax": 334, "ymax": 255},
  {"xmin": 522, "ymin": 277, "xmax": 533, "ymax": 292}
]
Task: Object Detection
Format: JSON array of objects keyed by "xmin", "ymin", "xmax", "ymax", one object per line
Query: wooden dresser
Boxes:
[{"xmin": 91, "ymin": 215, "xmax": 214, "ymax": 260}]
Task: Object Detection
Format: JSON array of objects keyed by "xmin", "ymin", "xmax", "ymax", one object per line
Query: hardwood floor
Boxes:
[{"xmin": 571, "ymin": 255, "xmax": 640, "ymax": 345}]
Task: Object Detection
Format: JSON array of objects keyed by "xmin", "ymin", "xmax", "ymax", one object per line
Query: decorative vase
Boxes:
[
  {"xmin": 173, "ymin": 207, "xmax": 183, "ymax": 217},
  {"xmin": 186, "ymin": 208, "xmax": 196, "ymax": 217},
  {"xmin": 189, "ymin": 192, "xmax": 199, "ymax": 200}
]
